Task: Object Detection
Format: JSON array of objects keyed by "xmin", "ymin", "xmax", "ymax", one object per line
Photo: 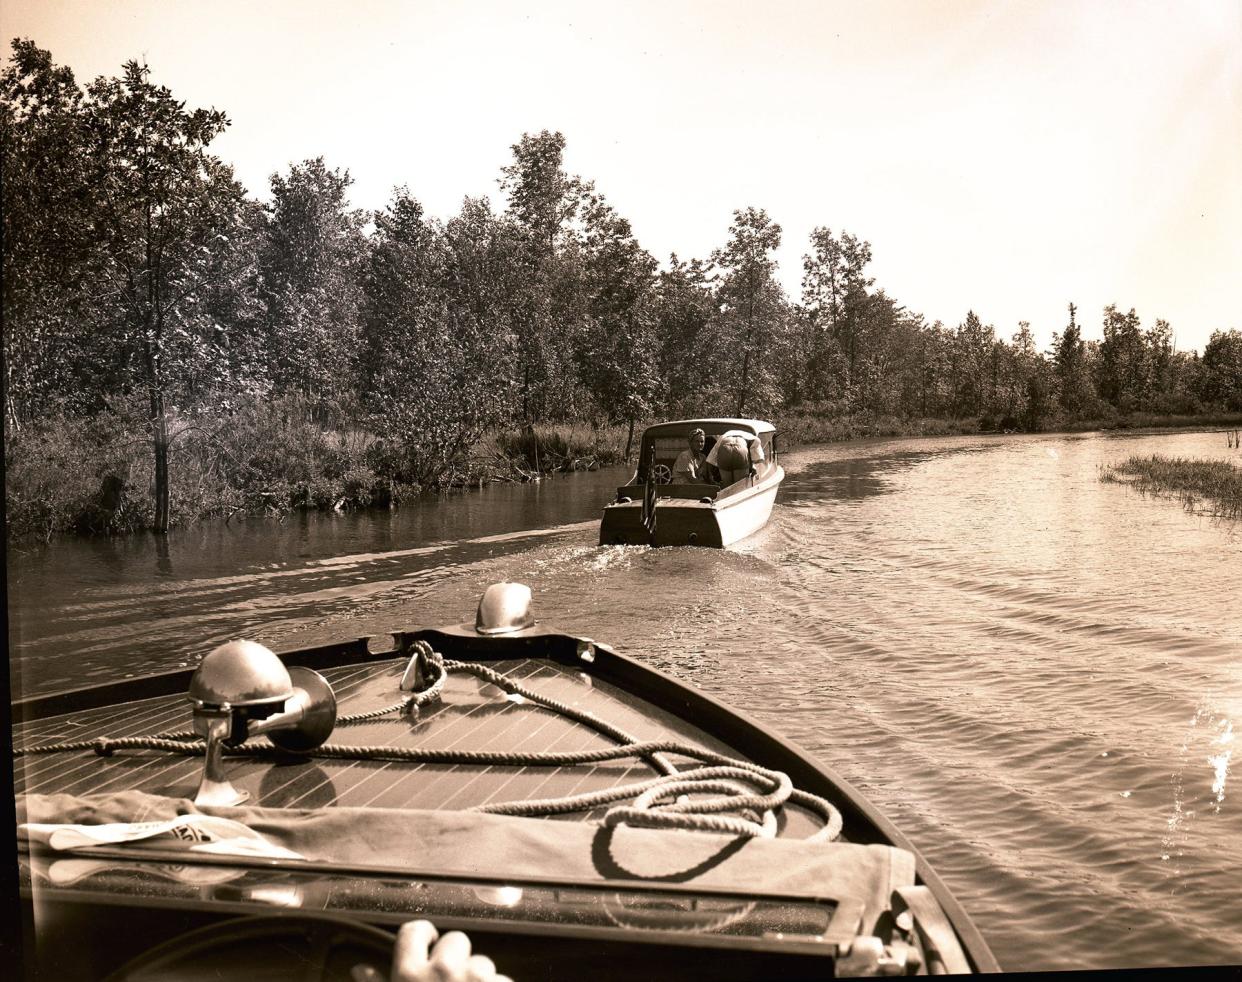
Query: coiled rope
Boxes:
[{"xmin": 14, "ymin": 642, "xmax": 842, "ymax": 842}]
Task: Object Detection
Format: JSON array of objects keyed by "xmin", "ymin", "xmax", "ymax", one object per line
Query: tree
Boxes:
[
  {"xmin": 1200, "ymin": 329, "xmax": 1242, "ymax": 411},
  {"xmin": 950, "ymin": 311, "xmax": 994, "ymax": 418},
  {"xmin": 576, "ymin": 193, "xmax": 660, "ymax": 453},
  {"xmin": 257, "ymin": 158, "xmax": 368, "ymax": 404},
  {"xmin": 711, "ymin": 207, "xmax": 788, "ymax": 416},
  {"xmin": 1144, "ymin": 317, "xmax": 1174, "ymax": 409},
  {"xmin": 1, "ymin": 40, "xmax": 97, "ymax": 426},
  {"xmin": 653, "ymin": 255, "xmax": 717, "ymax": 418},
  {"xmin": 1051, "ymin": 303, "xmax": 1092, "ymax": 414},
  {"xmin": 361, "ymin": 191, "xmax": 515, "ymax": 487},
  {"xmin": 799, "ymin": 227, "xmax": 872, "ymax": 403},
  {"xmin": 848, "ymin": 290, "xmax": 916, "ymax": 417},
  {"xmin": 497, "ymin": 131, "xmax": 592, "ymax": 425},
  {"xmin": 1098, "ymin": 305, "xmax": 1145, "ymax": 409},
  {"xmin": 992, "ymin": 322, "xmax": 1042, "ymax": 429},
  {"xmin": 82, "ymin": 58, "xmax": 260, "ymax": 532}
]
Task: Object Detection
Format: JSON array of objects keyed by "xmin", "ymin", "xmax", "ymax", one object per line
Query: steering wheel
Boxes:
[
  {"xmin": 652, "ymin": 464, "xmax": 673, "ymax": 485},
  {"xmin": 107, "ymin": 914, "xmax": 396, "ymax": 982}
]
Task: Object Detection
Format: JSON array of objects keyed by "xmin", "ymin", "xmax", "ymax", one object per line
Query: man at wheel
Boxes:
[{"xmin": 672, "ymin": 428, "xmax": 710, "ymax": 483}]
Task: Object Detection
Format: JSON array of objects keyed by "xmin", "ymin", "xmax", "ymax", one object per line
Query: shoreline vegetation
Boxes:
[
  {"xmin": 8, "ymin": 402, "xmax": 1242, "ymax": 543},
  {"xmin": 1100, "ymin": 451, "xmax": 1242, "ymax": 521},
  {"xmin": 5, "ymin": 40, "xmax": 1242, "ymax": 543}
]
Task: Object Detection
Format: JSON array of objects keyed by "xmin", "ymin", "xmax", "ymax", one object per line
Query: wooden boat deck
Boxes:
[{"xmin": 13, "ymin": 656, "xmax": 824, "ymax": 836}]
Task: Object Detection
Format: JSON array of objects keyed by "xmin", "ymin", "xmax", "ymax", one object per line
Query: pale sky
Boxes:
[{"xmin": 4, "ymin": 0, "xmax": 1239, "ymax": 353}]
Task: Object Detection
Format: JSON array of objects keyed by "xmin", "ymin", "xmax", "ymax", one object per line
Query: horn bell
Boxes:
[{"xmin": 189, "ymin": 640, "xmax": 293, "ymax": 708}]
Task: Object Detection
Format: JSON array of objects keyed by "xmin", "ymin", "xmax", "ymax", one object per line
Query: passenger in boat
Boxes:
[
  {"xmin": 672, "ymin": 427, "xmax": 709, "ymax": 483},
  {"xmin": 706, "ymin": 429, "xmax": 764, "ymax": 486}
]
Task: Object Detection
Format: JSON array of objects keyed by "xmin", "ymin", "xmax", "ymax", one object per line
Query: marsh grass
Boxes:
[
  {"xmin": 775, "ymin": 413, "xmax": 981, "ymax": 446},
  {"xmin": 492, "ymin": 424, "xmax": 630, "ymax": 476},
  {"xmin": 1100, "ymin": 454, "xmax": 1242, "ymax": 520}
]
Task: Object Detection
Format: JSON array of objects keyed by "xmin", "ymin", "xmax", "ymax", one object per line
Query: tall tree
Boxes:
[
  {"xmin": 1144, "ymin": 317, "xmax": 1175, "ymax": 408},
  {"xmin": 1098, "ymin": 305, "xmax": 1146, "ymax": 409},
  {"xmin": 81, "ymin": 58, "xmax": 260, "ymax": 532},
  {"xmin": 1051, "ymin": 302, "xmax": 1091, "ymax": 414},
  {"xmin": 712, "ymin": 207, "xmax": 787, "ymax": 416},
  {"xmin": 577, "ymin": 193, "xmax": 660, "ymax": 450},
  {"xmin": 799, "ymin": 227, "xmax": 872, "ymax": 403},
  {"xmin": 653, "ymin": 255, "xmax": 717, "ymax": 418},
  {"xmin": 497, "ymin": 130, "xmax": 591, "ymax": 424},
  {"xmin": 257, "ymin": 158, "xmax": 368, "ymax": 404},
  {"xmin": 361, "ymin": 191, "xmax": 514, "ymax": 486},
  {"xmin": 950, "ymin": 311, "xmax": 995, "ymax": 418},
  {"xmin": 1200, "ymin": 329, "xmax": 1242, "ymax": 411},
  {"xmin": 1, "ymin": 40, "xmax": 96, "ymax": 425}
]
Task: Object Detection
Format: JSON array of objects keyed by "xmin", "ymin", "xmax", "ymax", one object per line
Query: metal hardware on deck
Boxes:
[
  {"xmin": 192, "ymin": 709, "xmax": 248, "ymax": 807},
  {"xmin": 400, "ymin": 650, "xmax": 427, "ymax": 691},
  {"xmin": 188, "ymin": 641, "xmax": 337, "ymax": 806},
  {"xmin": 250, "ymin": 667, "xmax": 337, "ymax": 752},
  {"xmin": 836, "ymin": 935, "xmax": 916, "ymax": 976},
  {"xmin": 576, "ymin": 640, "xmax": 596, "ymax": 663},
  {"xmin": 475, "ymin": 582, "xmax": 536, "ymax": 635},
  {"xmin": 189, "ymin": 640, "xmax": 294, "ymax": 709}
]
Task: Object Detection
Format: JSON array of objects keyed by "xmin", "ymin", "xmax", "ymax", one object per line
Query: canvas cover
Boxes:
[{"xmin": 19, "ymin": 791, "xmax": 915, "ymax": 934}]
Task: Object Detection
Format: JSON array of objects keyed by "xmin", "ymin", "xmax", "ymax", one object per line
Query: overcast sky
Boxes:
[{"xmin": 4, "ymin": 0, "xmax": 1239, "ymax": 352}]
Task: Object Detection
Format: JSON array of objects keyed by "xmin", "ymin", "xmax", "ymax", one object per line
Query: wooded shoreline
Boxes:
[
  {"xmin": 8, "ymin": 404, "xmax": 1242, "ymax": 543},
  {"xmin": 5, "ymin": 40, "xmax": 1241, "ymax": 543}
]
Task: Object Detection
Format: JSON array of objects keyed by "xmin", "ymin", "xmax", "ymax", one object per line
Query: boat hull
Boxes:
[
  {"xmin": 13, "ymin": 610, "xmax": 998, "ymax": 978},
  {"xmin": 599, "ymin": 465, "xmax": 783, "ymax": 548}
]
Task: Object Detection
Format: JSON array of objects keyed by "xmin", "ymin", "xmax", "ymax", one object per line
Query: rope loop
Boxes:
[
  {"xmin": 602, "ymin": 765, "xmax": 790, "ymax": 838},
  {"xmin": 405, "ymin": 641, "xmax": 447, "ymax": 713},
  {"xmin": 336, "ymin": 641, "xmax": 447, "ymax": 725}
]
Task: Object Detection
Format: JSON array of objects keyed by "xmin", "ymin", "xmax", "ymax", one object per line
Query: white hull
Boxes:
[
  {"xmin": 714, "ymin": 466, "xmax": 783, "ymax": 545},
  {"xmin": 599, "ymin": 465, "xmax": 783, "ymax": 548}
]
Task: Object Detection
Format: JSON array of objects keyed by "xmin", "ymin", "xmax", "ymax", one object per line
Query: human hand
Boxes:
[{"xmin": 388, "ymin": 920, "xmax": 512, "ymax": 982}]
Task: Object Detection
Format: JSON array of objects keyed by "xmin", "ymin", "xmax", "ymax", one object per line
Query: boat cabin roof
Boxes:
[{"xmin": 641, "ymin": 418, "xmax": 775, "ymax": 440}]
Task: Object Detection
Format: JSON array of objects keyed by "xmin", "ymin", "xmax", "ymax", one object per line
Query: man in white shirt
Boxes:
[
  {"xmin": 672, "ymin": 428, "xmax": 708, "ymax": 483},
  {"xmin": 705, "ymin": 429, "xmax": 764, "ymax": 486}
]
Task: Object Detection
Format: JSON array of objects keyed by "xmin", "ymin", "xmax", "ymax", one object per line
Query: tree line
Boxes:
[{"xmin": 4, "ymin": 40, "xmax": 1241, "ymax": 536}]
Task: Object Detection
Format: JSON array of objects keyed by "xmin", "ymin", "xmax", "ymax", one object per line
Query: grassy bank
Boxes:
[
  {"xmin": 1062, "ymin": 410, "xmax": 1242, "ymax": 434},
  {"xmin": 2, "ymin": 401, "xmax": 636, "ymax": 541},
  {"xmin": 773, "ymin": 409, "xmax": 1242, "ymax": 448},
  {"xmin": 774, "ymin": 413, "xmax": 982, "ymax": 447},
  {"xmin": 1100, "ymin": 453, "xmax": 1242, "ymax": 519},
  {"xmin": 9, "ymin": 402, "xmax": 1242, "ymax": 542}
]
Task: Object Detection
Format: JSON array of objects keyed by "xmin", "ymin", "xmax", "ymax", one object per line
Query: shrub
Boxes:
[{"xmin": 4, "ymin": 402, "xmax": 151, "ymax": 539}]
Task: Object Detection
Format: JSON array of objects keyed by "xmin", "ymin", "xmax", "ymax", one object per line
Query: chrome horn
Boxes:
[{"xmin": 188, "ymin": 640, "xmax": 337, "ymax": 806}]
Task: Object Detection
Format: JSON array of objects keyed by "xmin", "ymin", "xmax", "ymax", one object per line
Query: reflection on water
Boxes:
[{"xmin": 8, "ymin": 429, "xmax": 1242, "ymax": 971}]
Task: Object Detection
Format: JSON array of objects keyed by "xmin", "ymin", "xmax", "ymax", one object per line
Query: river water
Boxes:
[{"xmin": 8, "ymin": 429, "xmax": 1241, "ymax": 973}]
